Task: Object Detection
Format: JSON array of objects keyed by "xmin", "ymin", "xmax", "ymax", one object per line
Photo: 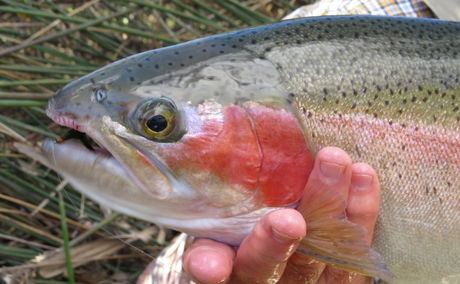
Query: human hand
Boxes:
[{"xmin": 183, "ymin": 147, "xmax": 381, "ymax": 283}]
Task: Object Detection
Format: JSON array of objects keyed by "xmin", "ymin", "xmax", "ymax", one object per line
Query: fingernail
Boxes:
[
  {"xmin": 272, "ymin": 227, "xmax": 299, "ymax": 244},
  {"xmin": 320, "ymin": 161, "xmax": 345, "ymax": 183},
  {"xmin": 351, "ymin": 174, "xmax": 373, "ymax": 190}
]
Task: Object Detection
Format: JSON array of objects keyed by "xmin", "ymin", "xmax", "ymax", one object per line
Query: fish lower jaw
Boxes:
[{"xmin": 156, "ymin": 207, "xmax": 276, "ymax": 245}]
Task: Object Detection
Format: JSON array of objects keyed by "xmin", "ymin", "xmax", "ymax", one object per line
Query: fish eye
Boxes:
[
  {"xmin": 131, "ymin": 97, "xmax": 184, "ymax": 142},
  {"xmin": 146, "ymin": 114, "xmax": 168, "ymax": 132},
  {"xmin": 94, "ymin": 88, "xmax": 107, "ymax": 102}
]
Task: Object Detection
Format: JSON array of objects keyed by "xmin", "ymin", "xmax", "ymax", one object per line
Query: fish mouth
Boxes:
[
  {"xmin": 46, "ymin": 107, "xmax": 174, "ymax": 200},
  {"xmin": 46, "ymin": 108, "xmax": 112, "ymax": 157}
]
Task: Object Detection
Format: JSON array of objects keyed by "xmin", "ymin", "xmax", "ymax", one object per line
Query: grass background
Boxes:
[{"xmin": 0, "ymin": 1, "xmax": 307, "ymax": 283}]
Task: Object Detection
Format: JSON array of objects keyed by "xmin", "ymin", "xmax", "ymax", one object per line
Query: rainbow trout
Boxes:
[{"xmin": 19, "ymin": 16, "xmax": 460, "ymax": 283}]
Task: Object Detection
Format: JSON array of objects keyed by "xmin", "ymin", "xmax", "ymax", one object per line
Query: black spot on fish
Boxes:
[
  {"xmin": 342, "ymin": 92, "xmax": 347, "ymax": 98},
  {"xmin": 90, "ymin": 78, "xmax": 95, "ymax": 84},
  {"xmin": 202, "ymin": 49, "xmax": 207, "ymax": 52},
  {"xmin": 129, "ymin": 77, "xmax": 134, "ymax": 82},
  {"xmin": 137, "ymin": 63, "xmax": 143, "ymax": 68},
  {"xmin": 188, "ymin": 55, "xmax": 194, "ymax": 59},
  {"xmin": 175, "ymin": 51, "xmax": 179, "ymax": 55},
  {"xmin": 251, "ymin": 39, "xmax": 257, "ymax": 44},
  {"xmin": 155, "ymin": 64, "xmax": 159, "ymax": 69},
  {"xmin": 351, "ymin": 103, "xmax": 357, "ymax": 109},
  {"xmin": 384, "ymin": 100, "xmax": 389, "ymax": 105},
  {"xmin": 412, "ymin": 96, "xmax": 417, "ymax": 103},
  {"xmin": 168, "ymin": 62, "xmax": 173, "ymax": 66}
]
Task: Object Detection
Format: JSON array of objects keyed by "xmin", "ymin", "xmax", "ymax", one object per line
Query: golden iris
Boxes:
[
  {"xmin": 141, "ymin": 106, "xmax": 176, "ymax": 139},
  {"xmin": 133, "ymin": 97, "xmax": 180, "ymax": 142}
]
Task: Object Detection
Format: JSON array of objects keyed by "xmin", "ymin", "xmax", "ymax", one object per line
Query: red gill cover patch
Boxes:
[
  {"xmin": 165, "ymin": 103, "xmax": 312, "ymax": 207},
  {"xmin": 245, "ymin": 103, "xmax": 313, "ymax": 206}
]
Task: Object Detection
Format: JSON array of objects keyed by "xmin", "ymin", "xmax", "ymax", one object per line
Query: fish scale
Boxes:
[
  {"xmin": 259, "ymin": 17, "xmax": 460, "ymax": 283},
  {"xmin": 264, "ymin": 17, "xmax": 460, "ymax": 283},
  {"xmin": 23, "ymin": 15, "xmax": 460, "ymax": 283}
]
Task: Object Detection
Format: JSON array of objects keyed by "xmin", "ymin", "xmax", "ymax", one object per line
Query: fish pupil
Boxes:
[{"xmin": 147, "ymin": 115, "xmax": 167, "ymax": 132}]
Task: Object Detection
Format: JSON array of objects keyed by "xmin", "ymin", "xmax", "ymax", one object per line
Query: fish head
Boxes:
[{"xmin": 45, "ymin": 42, "xmax": 313, "ymax": 239}]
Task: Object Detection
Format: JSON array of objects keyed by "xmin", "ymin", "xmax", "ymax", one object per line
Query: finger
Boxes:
[
  {"xmin": 183, "ymin": 239, "xmax": 235, "ymax": 284},
  {"xmin": 303, "ymin": 146, "xmax": 354, "ymax": 202},
  {"xmin": 319, "ymin": 163, "xmax": 381, "ymax": 284},
  {"xmin": 232, "ymin": 208, "xmax": 306, "ymax": 283},
  {"xmin": 280, "ymin": 147, "xmax": 354, "ymax": 283},
  {"xmin": 347, "ymin": 162, "xmax": 381, "ymax": 243}
]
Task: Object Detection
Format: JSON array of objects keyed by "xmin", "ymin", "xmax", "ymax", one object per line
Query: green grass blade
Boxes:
[
  {"xmin": 0, "ymin": 100, "xmax": 47, "ymax": 107},
  {"xmin": 58, "ymin": 192, "xmax": 75, "ymax": 284},
  {"xmin": 0, "ymin": 8, "xmax": 136, "ymax": 56},
  {"xmin": 0, "ymin": 79, "xmax": 71, "ymax": 87},
  {"xmin": 126, "ymin": 0, "xmax": 228, "ymax": 31},
  {"xmin": 0, "ymin": 114, "xmax": 57, "ymax": 137}
]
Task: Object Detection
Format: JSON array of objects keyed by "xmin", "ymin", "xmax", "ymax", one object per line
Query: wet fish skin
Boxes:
[
  {"xmin": 264, "ymin": 16, "xmax": 460, "ymax": 283},
  {"xmin": 40, "ymin": 16, "xmax": 460, "ymax": 283}
]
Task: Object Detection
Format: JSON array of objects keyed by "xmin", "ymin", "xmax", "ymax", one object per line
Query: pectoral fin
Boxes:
[{"xmin": 297, "ymin": 186, "xmax": 394, "ymax": 281}]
